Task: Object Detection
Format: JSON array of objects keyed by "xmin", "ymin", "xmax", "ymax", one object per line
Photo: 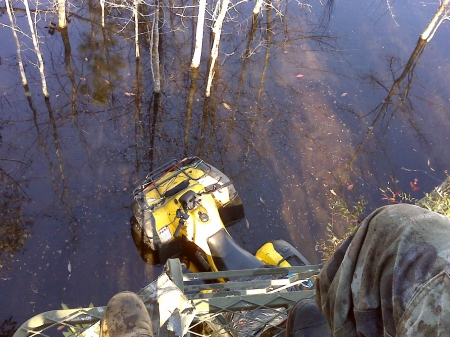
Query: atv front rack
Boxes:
[
  {"xmin": 13, "ymin": 260, "xmax": 323, "ymax": 337},
  {"xmin": 132, "ymin": 157, "xmax": 206, "ymax": 199}
]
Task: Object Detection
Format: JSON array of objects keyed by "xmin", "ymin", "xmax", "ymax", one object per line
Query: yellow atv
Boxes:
[{"xmin": 131, "ymin": 157, "xmax": 309, "ymax": 273}]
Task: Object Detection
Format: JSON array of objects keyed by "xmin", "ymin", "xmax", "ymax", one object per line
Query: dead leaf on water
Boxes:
[
  {"xmin": 222, "ymin": 102, "xmax": 231, "ymax": 110},
  {"xmin": 260, "ymin": 197, "xmax": 268, "ymax": 207},
  {"xmin": 330, "ymin": 189, "xmax": 337, "ymax": 196},
  {"xmin": 296, "ymin": 74, "xmax": 304, "ymax": 78},
  {"xmin": 124, "ymin": 92, "xmax": 135, "ymax": 96},
  {"xmin": 341, "ymin": 92, "xmax": 348, "ymax": 97},
  {"xmin": 427, "ymin": 159, "xmax": 435, "ymax": 171},
  {"xmin": 410, "ymin": 178, "xmax": 420, "ymax": 191}
]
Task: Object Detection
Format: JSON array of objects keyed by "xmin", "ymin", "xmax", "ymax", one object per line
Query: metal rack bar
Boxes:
[{"xmin": 13, "ymin": 260, "xmax": 323, "ymax": 337}]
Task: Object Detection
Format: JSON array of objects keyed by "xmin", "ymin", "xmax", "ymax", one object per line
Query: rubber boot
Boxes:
[
  {"xmin": 285, "ymin": 298, "xmax": 331, "ymax": 337},
  {"xmin": 101, "ymin": 291, "xmax": 154, "ymax": 337}
]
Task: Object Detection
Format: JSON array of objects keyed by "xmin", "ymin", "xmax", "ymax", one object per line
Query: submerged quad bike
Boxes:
[{"xmin": 131, "ymin": 157, "xmax": 309, "ymax": 273}]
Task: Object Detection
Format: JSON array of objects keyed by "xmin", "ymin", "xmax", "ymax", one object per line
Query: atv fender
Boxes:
[{"xmin": 255, "ymin": 239, "xmax": 310, "ymax": 267}]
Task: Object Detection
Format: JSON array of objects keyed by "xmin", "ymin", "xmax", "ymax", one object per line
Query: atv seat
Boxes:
[{"xmin": 207, "ymin": 227, "xmax": 264, "ymax": 272}]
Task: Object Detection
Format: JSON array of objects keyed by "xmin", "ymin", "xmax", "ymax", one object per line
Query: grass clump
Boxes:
[
  {"xmin": 316, "ymin": 196, "xmax": 366, "ymax": 261},
  {"xmin": 318, "ymin": 176, "xmax": 450, "ymax": 261},
  {"xmin": 406, "ymin": 176, "xmax": 450, "ymax": 218}
]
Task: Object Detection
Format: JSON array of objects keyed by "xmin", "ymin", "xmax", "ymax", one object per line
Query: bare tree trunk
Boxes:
[
  {"xmin": 421, "ymin": 0, "xmax": 450, "ymax": 41},
  {"xmin": 23, "ymin": 0, "xmax": 49, "ymax": 97},
  {"xmin": 134, "ymin": 0, "xmax": 140, "ymax": 59},
  {"xmin": 191, "ymin": 0, "xmax": 206, "ymax": 68},
  {"xmin": 100, "ymin": 0, "xmax": 105, "ymax": 27},
  {"xmin": 57, "ymin": 0, "xmax": 67, "ymax": 28},
  {"xmin": 151, "ymin": 0, "xmax": 161, "ymax": 93},
  {"xmin": 5, "ymin": 0, "xmax": 27, "ymax": 88},
  {"xmin": 253, "ymin": 0, "xmax": 263, "ymax": 15},
  {"xmin": 205, "ymin": 0, "xmax": 230, "ymax": 97}
]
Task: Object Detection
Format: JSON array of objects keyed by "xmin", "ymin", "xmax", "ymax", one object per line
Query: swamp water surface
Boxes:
[{"xmin": 1, "ymin": 0, "xmax": 450, "ymax": 331}]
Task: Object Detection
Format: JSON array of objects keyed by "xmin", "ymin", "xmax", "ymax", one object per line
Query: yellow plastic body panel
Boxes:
[
  {"xmin": 143, "ymin": 165, "xmax": 229, "ymax": 261},
  {"xmin": 255, "ymin": 242, "xmax": 292, "ymax": 267},
  {"xmin": 183, "ymin": 193, "xmax": 226, "ymax": 255}
]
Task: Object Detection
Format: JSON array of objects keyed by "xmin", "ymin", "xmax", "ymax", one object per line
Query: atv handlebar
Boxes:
[
  {"xmin": 172, "ymin": 180, "xmax": 233, "ymax": 238},
  {"xmin": 200, "ymin": 180, "xmax": 233, "ymax": 195}
]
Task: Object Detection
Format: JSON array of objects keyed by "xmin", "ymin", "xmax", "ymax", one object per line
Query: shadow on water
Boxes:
[
  {"xmin": 1, "ymin": 0, "xmax": 450, "ymax": 329},
  {"xmin": 130, "ymin": 217, "xmax": 161, "ymax": 266},
  {"xmin": 0, "ymin": 316, "xmax": 17, "ymax": 337}
]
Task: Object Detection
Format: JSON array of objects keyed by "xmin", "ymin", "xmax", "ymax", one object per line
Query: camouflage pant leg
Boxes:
[{"xmin": 316, "ymin": 204, "xmax": 450, "ymax": 337}]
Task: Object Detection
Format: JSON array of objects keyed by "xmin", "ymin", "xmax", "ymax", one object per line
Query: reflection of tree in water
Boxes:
[
  {"xmin": 0, "ymin": 166, "xmax": 31, "ymax": 275},
  {"xmin": 77, "ymin": 1, "xmax": 126, "ymax": 105},
  {"xmin": 0, "ymin": 316, "xmax": 17, "ymax": 337},
  {"xmin": 347, "ymin": 1, "xmax": 450, "ymax": 168}
]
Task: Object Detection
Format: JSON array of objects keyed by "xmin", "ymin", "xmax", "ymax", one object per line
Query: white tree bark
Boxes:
[
  {"xmin": 24, "ymin": 0, "xmax": 49, "ymax": 97},
  {"xmin": 205, "ymin": 0, "xmax": 230, "ymax": 97},
  {"xmin": 57, "ymin": 0, "xmax": 67, "ymax": 28},
  {"xmin": 100, "ymin": 0, "xmax": 105, "ymax": 27},
  {"xmin": 191, "ymin": 0, "xmax": 206, "ymax": 68},
  {"xmin": 151, "ymin": 1, "xmax": 161, "ymax": 93},
  {"xmin": 253, "ymin": 0, "xmax": 263, "ymax": 15},
  {"xmin": 6, "ymin": 0, "xmax": 28, "ymax": 87},
  {"xmin": 421, "ymin": 0, "xmax": 450, "ymax": 41},
  {"xmin": 134, "ymin": 0, "xmax": 140, "ymax": 58}
]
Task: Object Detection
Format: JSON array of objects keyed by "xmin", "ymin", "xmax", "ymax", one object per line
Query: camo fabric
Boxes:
[{"xmin": 316, "ymin": 204, "xmax": 450, "ymax": 337}]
